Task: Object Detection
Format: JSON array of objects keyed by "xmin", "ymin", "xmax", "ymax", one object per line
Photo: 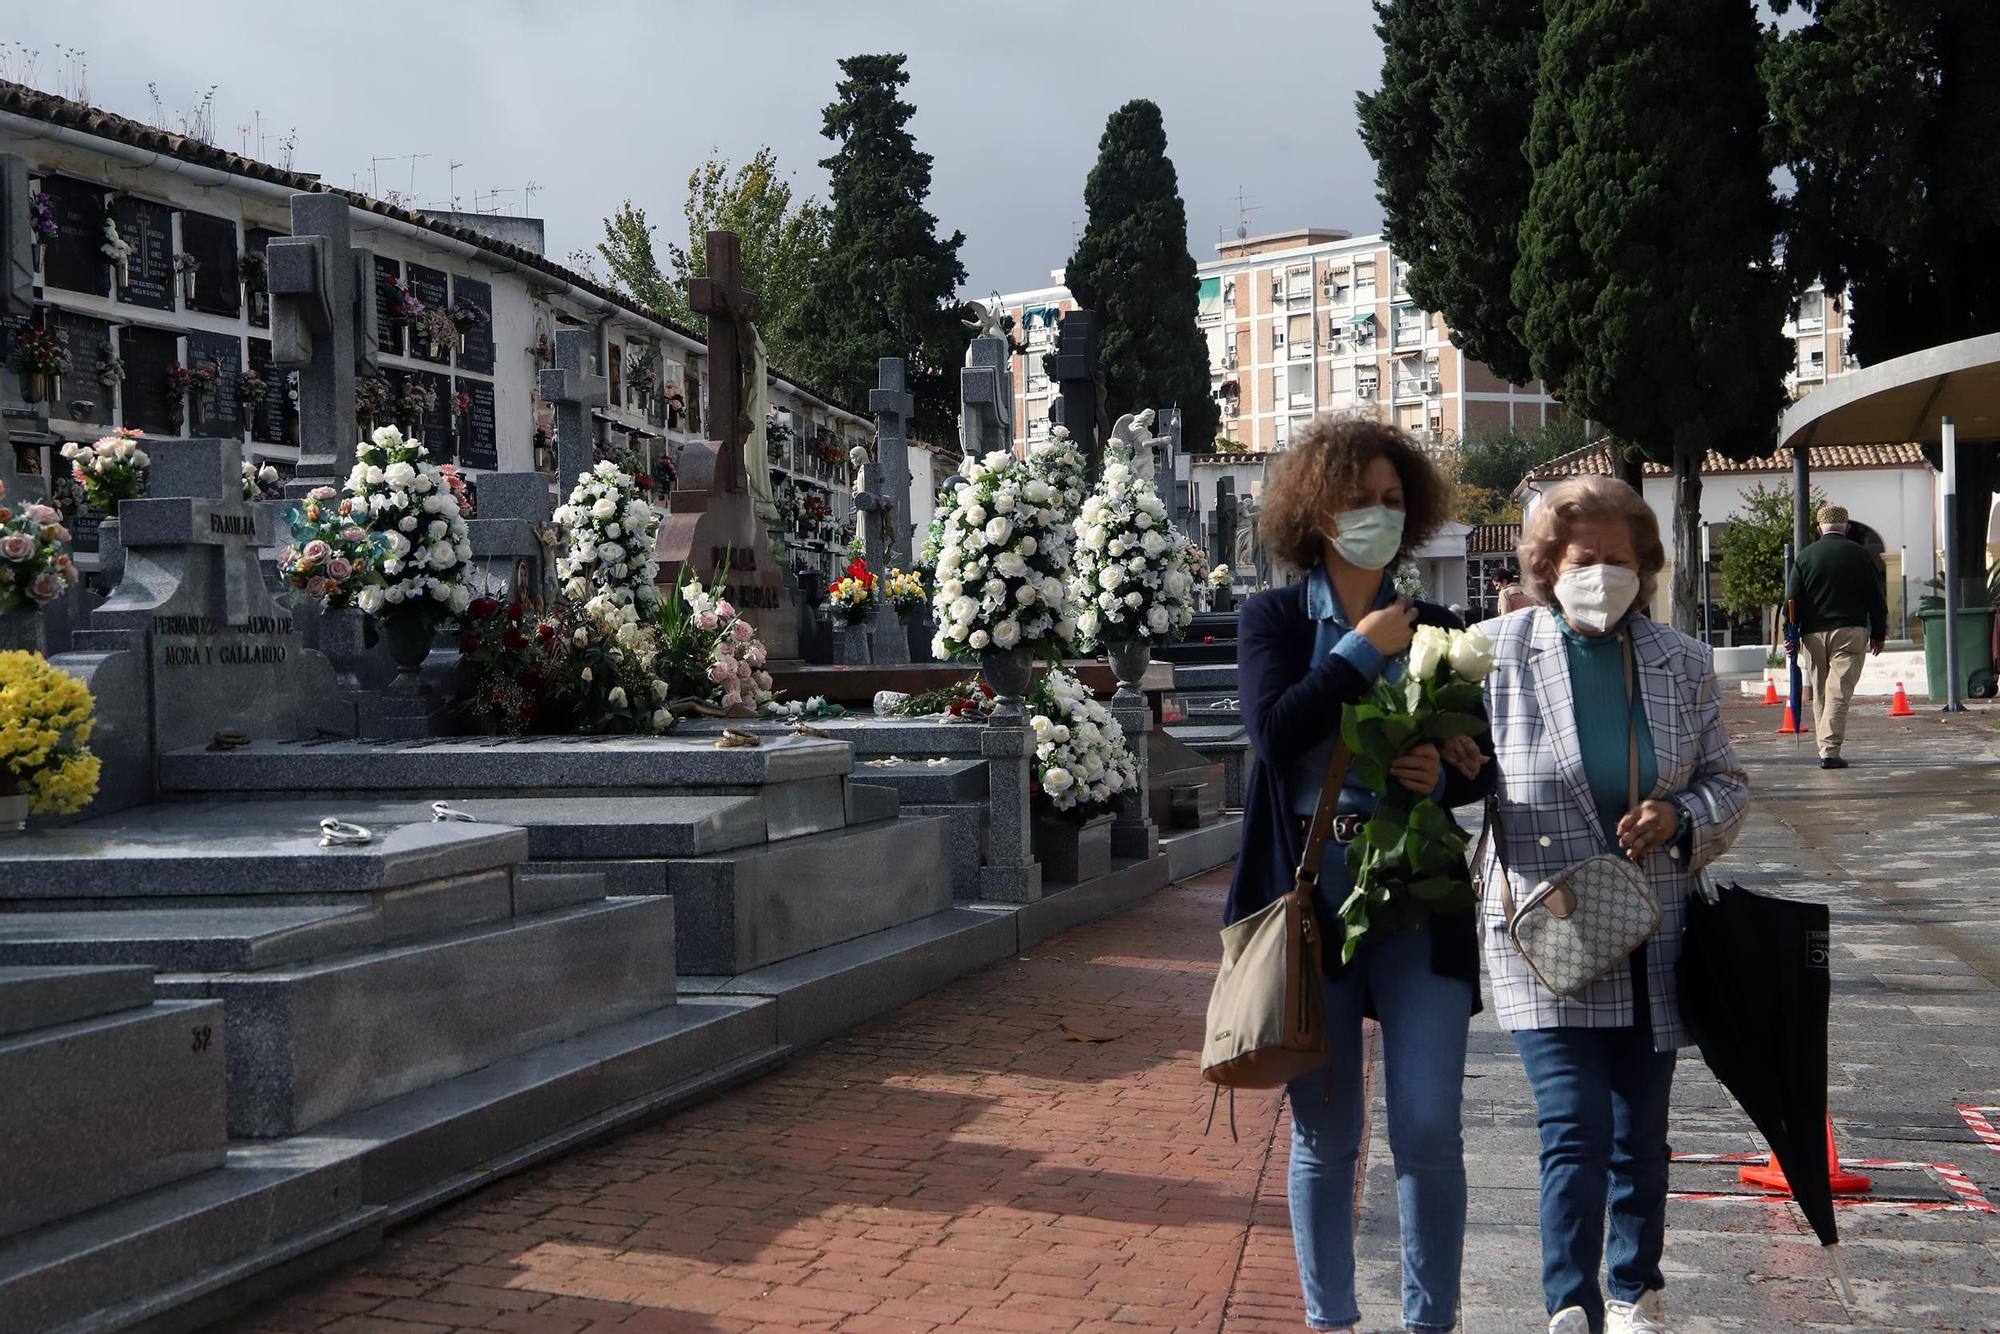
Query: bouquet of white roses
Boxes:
[
  {"xmin": 1027, "ymin": 665, "xmax": 1139, "ymax": 816},
  {"xmin": 1067, "ymin": 451, "xmax": 1195, "ymax": 648},
  {"xmin": 1024, "ymin": 423, "xmax": 1089, "ymax": 525},
  {"xmin": 242, "ymin": 458, "xmax": 282, "ymax": 502},
  {"xmin": 340, "ymin": 427, "xmax": 473, "ymax": 623},
  {"xmin": 554, "ymin": 462, "xmax": 660, "ymax": 608},
  {"xmin": 568, "ymin": 594, "xmax": 675, "ymax": 734},
  {"xmin": 928, "ymin": 449, "xmax": 1074, "ymax": 660},
  {"xmin": 1335, "ymin": 623, "xmax": 1496, "ymax": 962}
]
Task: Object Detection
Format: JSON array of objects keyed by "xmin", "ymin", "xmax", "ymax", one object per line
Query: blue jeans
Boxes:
[
  {"xmin": 1286, "ymin": 925, "xmax": 1474, "ymax": 1332},
  {"xmin": 1512, "ymin": 1023, "xmax": 1677, "ymax": 1329}
]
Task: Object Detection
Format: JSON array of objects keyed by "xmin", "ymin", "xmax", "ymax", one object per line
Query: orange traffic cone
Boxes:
[
  {"xmin": 1776, "ymin": 697, "xmax": 1803, "ymax": 734},
  {"xmin": 1739, "ymin": 1113, "xmax": 1873, "ymax": 1195},
  {"xmin": 1888, "ymin": 682, "xmax": 1914, "ymax": 717},
  {"xmin": 1761, "ymin": 679, "xmax": 1782, "ymax": 706}
]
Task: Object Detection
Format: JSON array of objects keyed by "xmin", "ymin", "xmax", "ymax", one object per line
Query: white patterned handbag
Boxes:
[{"xmin": 1475, "ymin": 633, "xmax": 1660, "ymax": 998}]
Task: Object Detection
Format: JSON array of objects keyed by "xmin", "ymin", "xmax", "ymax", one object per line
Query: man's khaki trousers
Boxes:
[{"xmin": 1804, "ymin": 626, "xmax": 1870, "ymax": 758}]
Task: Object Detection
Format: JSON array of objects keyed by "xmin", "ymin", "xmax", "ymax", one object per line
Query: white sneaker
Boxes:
[
  {"xmin": 1550, "ymin": 1308, "xmax": 1591, "ymax": 1334},
  {"xmin": 1607, "ymin": 1290, "xmax": 1669, "ymax": 1333}
]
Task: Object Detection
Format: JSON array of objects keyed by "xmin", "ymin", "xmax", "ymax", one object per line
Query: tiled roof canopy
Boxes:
[
  {"xmin": 1468, "ymin": 522, "xmax": 1522, "ymax": 555},
  {"xmin": 1523, "ymin": 439, "xmax": 1929, "ymax": 484},
  {"xmin": 0, "ymin": 79, "xmax": 865, "ymax": 417}
]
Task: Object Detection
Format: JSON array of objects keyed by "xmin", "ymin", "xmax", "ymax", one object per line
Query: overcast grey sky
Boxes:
[{"xmin": 5, "ymin": 1, "xmax": 1389, "ymax": 298}]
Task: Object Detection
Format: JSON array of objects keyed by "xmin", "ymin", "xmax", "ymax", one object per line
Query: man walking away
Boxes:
[{"xmin": 1792, "ymin": 505, "xmax": 1887, "ymax": 769}]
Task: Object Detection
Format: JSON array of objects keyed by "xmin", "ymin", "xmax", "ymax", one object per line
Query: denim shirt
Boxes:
[{"xmin": 1289, "ymin": 567, "xmax": 1397, "ymax": 827}]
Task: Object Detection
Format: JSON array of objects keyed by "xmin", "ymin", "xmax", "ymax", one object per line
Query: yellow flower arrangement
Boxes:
[
  {"xmin": 0, "ymin": 650, "xmax": 101, "ymax": 814},
  {"xmin": 883, "ymin": 567, "xmax": 927, "ymax": 620}
]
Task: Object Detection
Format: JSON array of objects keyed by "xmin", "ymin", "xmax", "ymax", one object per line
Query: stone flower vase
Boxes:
[
  {"xmin": 1107, "ymin": 640, "xmax": 1153, "ymax": 694},
  {"xmin": 980, "ymin": 645, "xmax": 1034, "ymax": 720},
  {"xmin": 834, "ymin": 617, "xmax": 871, "ymax": 665},
  {"xmin": 318, "ymin": 604, "xmax": 372, "ymax": 694},
  {"xmin": 1031, "ymin": 810, "xmax": 1114, "ymax": 885},
  {"xmin": 379, "ymin": 609, "xmax": 436, "ymax": 694}
]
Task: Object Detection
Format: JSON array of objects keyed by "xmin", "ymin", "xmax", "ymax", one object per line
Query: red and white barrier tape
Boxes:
[
  {"xmin": 1958, "ymin": 1105, "xmax": 2000, "ymax": 1154},
  {"xmin": 1669, "ymin": 1151, "xmax": 1997, "ymax": 1215}
]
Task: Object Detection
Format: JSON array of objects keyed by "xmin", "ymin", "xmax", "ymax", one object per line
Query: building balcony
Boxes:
[{"xmin": 1288, "ymin": 341, "xmax": 1314, "ymax": 361}]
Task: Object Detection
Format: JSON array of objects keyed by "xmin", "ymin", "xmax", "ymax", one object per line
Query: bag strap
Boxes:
[
  {"xmin": 1294, "ymin": 714, "xmax": 1353, "ymax": 900},
  {"xmin": 1622, "ymin": 631, "xmax": 1640, "ymax": 814}
]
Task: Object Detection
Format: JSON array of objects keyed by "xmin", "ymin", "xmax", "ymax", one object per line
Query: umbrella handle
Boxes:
[{"xmin": 1825, "ymin": 1242, "xmax": 1856, "ymax": 1306}]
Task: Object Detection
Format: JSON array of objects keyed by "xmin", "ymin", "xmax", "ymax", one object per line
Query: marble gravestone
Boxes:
[
  {"xmin": 654, "ymin": 231, "xmax": 798, "ymax": 660},
  {"xmin": 267, "ymin": 194, "xmax": 379, "ymax": 494},
  {"xmin": 49, "ymin": 437, "xmax": 345, "ymax": 813},
  {"xmin": 540, "ymin": 327, "xmax": 607, "ymax": 492},
  {"xmin": 464, "ymin": 471, "xmax": 555, "ymax": 604},
  {"xmin": 959, "ymin": 335, "xmax": 1014, "ymax": 463},
  {"xmin": 855, "ymin": 357, "xmax": 915, "ymax": 665}
]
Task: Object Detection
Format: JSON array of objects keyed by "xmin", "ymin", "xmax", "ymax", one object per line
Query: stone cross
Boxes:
[
  {"xmin": 1051, "ymin": 309, "xmax": 1105, "ymax": 480},
  {"xmin": 268, "ymin": 194, "xmax": 379, "ymax": 493},
  {"xmin": 854, "ymin": 358, "xmax": 916, "ymax": 665},
  {"xmin": 1213, "ymin": 475, "xmax": 1239, "ymax": 571},
  {"xmin": 959, "ymin": 336, "xmax": 1015, "ymax": 463},
  {"xmin": 689, "ymin": 231, "xmax": 760, "ymax": 495},
  {"xmin": 540, "ymin": 328, "xmax": 608, "ymax": 491}
]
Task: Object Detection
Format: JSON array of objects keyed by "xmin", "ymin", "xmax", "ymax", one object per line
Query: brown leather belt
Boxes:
[{"xmin": 1296, "ymin": 813, "xmax": 1366, "ymax": 845}]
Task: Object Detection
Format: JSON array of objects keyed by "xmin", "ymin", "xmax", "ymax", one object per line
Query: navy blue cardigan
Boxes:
[{"xmin": 1223, "ymin": 581, "xmax": 1495, "ymax": 1008}]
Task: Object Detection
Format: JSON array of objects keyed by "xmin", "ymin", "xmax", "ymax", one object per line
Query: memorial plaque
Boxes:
[
  {"xmin": 45, "ymin": 310, "xmax": 114, "ymax": 426},
  {"xmin": 373, "ymin": 255, "xmax": 402, "ymax": 356},
  {"xmin": 179, "ymin": 211, "xmax": 241, "ymax": 318},
  {"xmin": 65, "ymin": 491, "xmax": 105, "ymax": 557},
  {"xmin": 111, "ymin": 196, "xmax": 174, "ymax": 311},
  {"xmin": 120, "ymin": 325, "xmax": 181, "ymax": 436},
  {"xmin": 456, "ymin": 376, "xmax": 497, "ymax": 470},
  {"xmin": 406, "ymin": 263, "xmax": 451, "ymax": 364},
  {"xmin": 452, "ymin": 275, "xmax": 493, "ymax": 374},
  {"xmin": 38, "ymin": 175, "xmax": 109, "ymax": 297},
  {"xmin": 246, "ymin": 337, "xmax": 289, "ymax": 446},
  {"xmin": 408, "ymin": 369, "xmax": 453, "ymax": 456},
  {"xmin": 187, "ymin": 330, "xmax": 243, "ymax": 438},
  {"xmin": 244, "ymin": 228, "xmax": 282, "ymax": 329}
]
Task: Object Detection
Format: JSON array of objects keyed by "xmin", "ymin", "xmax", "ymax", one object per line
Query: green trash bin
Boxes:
[{"xmin": 1920, "ymin": 607, "xmax": 1998, "ymax": 701}]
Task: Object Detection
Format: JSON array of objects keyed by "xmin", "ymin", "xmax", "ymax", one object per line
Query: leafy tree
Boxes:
[
  {"xmin": 1513, "ymin": 0, "xmax": 1792, "ymax": 634},
  {"xmin": 1357, "ymin": 0, "xmax": 1543, "ymax": 385},
  {"xmin": 594, "ymin": 150, "xmax": 828, "ymax": 370},
  {"xmin": 786, "ymin": 53, "xmax": 969, "ymax": 437},
  {"xmin": 1454, "ymin": 415, "xmax": 1587, "ymax": 500},
  {"xmin": 1717, "ymin": 481, "xmax": 1828, "ymax": 631},
  {"xmin": 1062, "ymin": 100, "xmax": 1219, "ymax": 465},
  {"xmin": 1766, "ymin": 0, "xmax": 2000, "ymax": 580}
]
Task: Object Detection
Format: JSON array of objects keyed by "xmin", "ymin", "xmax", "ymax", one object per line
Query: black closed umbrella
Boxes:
[{"xmin": 1676, "ymin": 880, "xmax": 1854, "ymax": 1301}]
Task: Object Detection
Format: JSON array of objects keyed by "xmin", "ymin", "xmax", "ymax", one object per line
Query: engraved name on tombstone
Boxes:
[
  {"xmin": 406, "ymin": 263, "xmax": 451, "ymax": 364},
  {"xmin": 186, "ymin": 331, "xmax": 243, "ymax": 439},
  {"xmin": 452, "ymin": 276, "xmax": 494, "ymax": 375},
  {"xmin": 110, "ymin": 196, "xmax": 174, "ymax": 311}
]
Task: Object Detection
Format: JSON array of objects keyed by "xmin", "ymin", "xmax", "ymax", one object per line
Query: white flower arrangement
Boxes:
[
  {"xmin": 927, "ymin": 449, "xmax": 1075, "ymax": 660},
  {"xmin": 1024, "ymin": 423, "xmax": 1089, "ymax": 525},
  {"xmin": 569, "ymin": 595, "xmax": 675, "ymax": 734},
  {"xmin": 341, "ymin": 427, "xmax": 473, "ymax": 620},
  {"xmin": 100, "ymin": 218, "xmax": 133, "ymax": 282},
  {"xmin": 553, "ymin": 461, "xmax": 660, "ymax": 609},
  {"xmin": 1208, "ymin": 562, "xmax": 1233, "ymax": 589},
  {"xmin": 1028, "ymin": 665, "xmax": 1139, "ymax": 816},
  {"xmin": 241, "ymin": 459, "xmax": 281, "ymax": 502},
  {"xmin": 1066, "ymin": 446, "xmax": 1195, "ymax": 648}
]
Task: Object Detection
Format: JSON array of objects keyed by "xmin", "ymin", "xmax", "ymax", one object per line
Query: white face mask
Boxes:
[
  {"xmin": 1326, "ymin": 505, "xmax": 1406, "ymax": 571},
  {"xmin": 1555, "ymin": 564, "xmax": 1641, "ymax": 634}
]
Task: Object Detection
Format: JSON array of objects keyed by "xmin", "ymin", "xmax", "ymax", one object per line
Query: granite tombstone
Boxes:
[
  {"xmin": 540, "ymin": 327, "xmax": 607, "ymax": 491},
  {"xmin": 268, "ymin": 194, "xmax": 379, "ymax": 492}
]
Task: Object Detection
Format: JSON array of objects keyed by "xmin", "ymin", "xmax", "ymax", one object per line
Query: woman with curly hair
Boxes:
[{"xmin": 1227, "ymin": 417, "xmax": 1495, "ymax": 1334}]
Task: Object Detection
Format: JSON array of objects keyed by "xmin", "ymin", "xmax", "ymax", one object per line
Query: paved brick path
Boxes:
[{"xmin": 225, "ymin": 868, "xmax": 1320, "ymax": 1334}]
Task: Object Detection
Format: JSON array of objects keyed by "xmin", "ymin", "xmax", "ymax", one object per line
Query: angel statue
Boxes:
[
  {"xmin": 1107, "ymin": 409, "xmax": 1163, "ymax": 480},
  {"xmin": 961, "ymin": 292, "xmax": 1030, "ymax": 361}
]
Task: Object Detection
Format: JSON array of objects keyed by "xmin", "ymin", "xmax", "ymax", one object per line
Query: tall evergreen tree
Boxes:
[
  {"xmin": 1357, "ymin": 0, "xmax": 1542, "ymax": 387},
  {"xmin": 785, "ymin": 53, "xmax": 968, "ymax": 437},
  {"xmin": 1513, "ymin": 0, "xmax": 1791, "ymax": 633},
  {"xmin": 1766, "ymin": 0, "xmax": 2000, "ymax": 579},
  {"xmin": 1062, "ymin": 100, "xmax": 1218, "ymax": 457}
]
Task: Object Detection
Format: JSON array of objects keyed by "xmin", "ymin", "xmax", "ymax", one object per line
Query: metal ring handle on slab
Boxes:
[
  {"xmin": 317, "ymin": 818, "xmax": 373, "ymax": 848},
  {"xmin": 430, "ymin": 801, "xmax": 479, "ymax": 823}
]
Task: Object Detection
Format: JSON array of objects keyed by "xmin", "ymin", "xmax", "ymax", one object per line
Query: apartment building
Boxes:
[{"xmin": 1000, "ymin": 228, "xmax": 1561, "ymax": 454}]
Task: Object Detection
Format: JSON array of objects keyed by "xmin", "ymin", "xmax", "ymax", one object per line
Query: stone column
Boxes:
[
  {"xmin": 979, "ymin": 721, "xmax": 1043, "ymax": 904},
  {"xmin": 1108, "ymin": 645, "xmax": 1160, "ymax": 860}
]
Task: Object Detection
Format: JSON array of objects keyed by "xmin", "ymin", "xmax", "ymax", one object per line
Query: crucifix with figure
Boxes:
[{"xmin": 654, "ymin": 229, "xmax": 799, "ymax": 661}]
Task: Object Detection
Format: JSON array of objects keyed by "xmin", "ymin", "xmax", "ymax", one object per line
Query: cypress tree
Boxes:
[
  {"xmin": 1357, "ymin": 0, "xmax": 1542, "ymax": 387},
  {"xmin": 785, "ymin": 54, "xmax": 968, "ymax": 437},
  {"xmin": 1513, "ymin": 0, "xmax": 1791, "ymax": 633},
  {"xmin": 1063, "ymin": 100, "xmax": 1219, "ymax": 456}
]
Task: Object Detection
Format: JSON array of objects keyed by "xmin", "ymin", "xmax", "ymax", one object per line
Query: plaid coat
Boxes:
[{"xmin": 1472, "ymin": 608, "xmax": 1750, "ymax": 1050}]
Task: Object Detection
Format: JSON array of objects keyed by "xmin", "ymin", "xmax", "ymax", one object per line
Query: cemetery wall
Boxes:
[{"xmin": 0, "ymin": 91, "xmax": 869, "ymax": 500}]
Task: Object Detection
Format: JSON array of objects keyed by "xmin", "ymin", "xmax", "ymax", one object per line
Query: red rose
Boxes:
[
  {"xmin": 1203, "ymin": 635, "xmax": 1214, "ymax": 644},
  {"xmin": 978, "ymin": 682, "xmax": 995, "ymax": 698},
  {"xmin": 459, "ymin": 632, "xmax": 481, "ymax": 653},
  {"xmin": 536, "ymin": 622, "xmax": 557, "ymax": 645},
  {"xmin": 506, "ymin": 601, "xmax": 524, "ymax": 622},
  {"xmin": 502, "ymin": 627, "xmax": 528, "ymax": 650},
  {"xmin": 469, "ymin": 596, "xmax": 501, "ymax": 619}
]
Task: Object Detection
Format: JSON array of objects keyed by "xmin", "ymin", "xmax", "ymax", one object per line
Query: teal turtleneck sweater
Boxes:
[{"xmin": 1556, "ymin": 613, "xmax": 1658, "ymax": 847}]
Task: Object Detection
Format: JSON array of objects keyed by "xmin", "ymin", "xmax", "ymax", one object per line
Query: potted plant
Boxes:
[
  {"xmin": 1067, "ymin": 427, "xmax": 1197, "ymax": 680},
  {"xmin": 826, "ymin": 558, "xmax": 876, "ymax": 663},
  {"xmin": 552, "ymin": 461, "xmax": 661, "ymax": 610},
  {"xmin": 240, "ymin": 251, "xmax": 270, "ymax": 320},
  {"xmin": 0, "ymin": 650, "xmax": 101, "ymax": 837},
  {"xmin": 100, "ymin": 216, "xmax": 132, "ymax": 286},
  {"xmin": 0, "ymin": 478, "xmax": 79, "ymax": 654},
  {"xmin": 884, "ymin": 567, "xmax": 926, "ymax": 623},
  {"xmin": 7, "ymin": 322, "xmax": 69, "ymax": 406},
  {"xmin": 1025, "ymin": 665, "xmax": 1139, "ymax": 883},
  {"xmin": 237, "ymin": 369, "xmax": 269, "ymax": 427},
  {"xmin": 59, "ymin": 429, "xmax": 149, "ymax": 517},
  {"xmin": 173, "ymin": 252, "xmax": 199, "ymax": 304}
]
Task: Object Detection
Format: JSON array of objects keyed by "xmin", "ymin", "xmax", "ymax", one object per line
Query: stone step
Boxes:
[
  {"xmin": 675, "ymin": 715, "xmax": 986, "ymax": 759},
  {"xmin": 1161, "ymin": 816, "xmax": 1245, "ymax": 883},
  {"xmin": 0, "ymin": 962, "xmax": 155, "ymax": 1038},
  {"xmin": 1172, "ymin": 663, "xmax": 1240, "ymax": 689},
  {"xmin": 846, "ymin": 780, "xmax": 900, "ymax": 824},
  {"xmin": 850, "ymin": 758, "xmax": 989, "ymax": 803},
  {"xmin": 149, "ymin": 895, "xmax": 678, "ymax": 1138},
  {"xmin": 0, "ymin": 905, "xmax": 383, "ymax": 972},
  {"xmin": 0, "ymin": 993, "xmax": 228, "ymax": 1241},
  {"xmin": 0, "ymin": 803, "xmax": 527, "ymax": 905},
  {"xmin": 158, "ymin": 733, "xmax": 854, "ymax": 796}
]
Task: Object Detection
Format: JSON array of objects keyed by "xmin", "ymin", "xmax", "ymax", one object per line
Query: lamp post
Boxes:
[
  {"xmin": 1699, "ymin": 523, "xmax": 1712, "ymax": 645},
  {"xmin": 1899, "ymin": 543, "xmax": 1908, "ymax": 640},
  {"xmin": 1942, "ymin": 415, "xmax": 1965, "ymax": 712}
]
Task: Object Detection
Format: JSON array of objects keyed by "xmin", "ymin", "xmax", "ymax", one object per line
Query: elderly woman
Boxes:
[
  {"xmin": 1230, "ymin": 418, "xmax": 1494, "ymax": 1334},
  {"xmin": 1474, "ymin": 477, "xmax": 1748, "ymax": 1334}
]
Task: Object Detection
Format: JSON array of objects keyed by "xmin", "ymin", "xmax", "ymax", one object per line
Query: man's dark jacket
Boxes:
[
  {"xmin": 1793, "ymin": 533, "xmax": 1887, "ymax": 640},
  {"xmin": 1224, "ymin": 581, "xmax": 1496, "ymax": 1008}
]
